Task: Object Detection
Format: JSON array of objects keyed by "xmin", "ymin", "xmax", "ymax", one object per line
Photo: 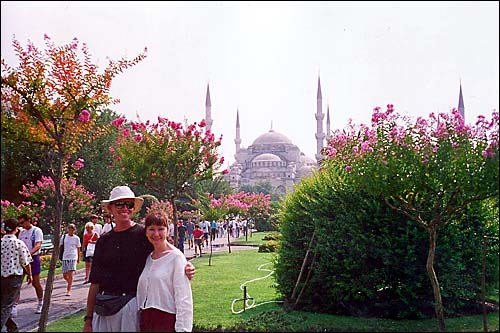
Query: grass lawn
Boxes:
[
  {"xmin": 46, "ymin": 242, "xmax": 499, "ymax": 332},
  {"xmin": 230, "ymin": 231, "xmax": 276, "ymax": 246}
]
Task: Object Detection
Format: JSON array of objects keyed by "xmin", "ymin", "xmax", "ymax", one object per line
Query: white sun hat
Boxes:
[{"xmin": 101, "ymin": 185, "xmax": 144, "ymax": 214}]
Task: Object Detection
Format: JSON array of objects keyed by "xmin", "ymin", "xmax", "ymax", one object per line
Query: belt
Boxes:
[{"xmin": 101, "ymin": 291, "xmax": 136, "ymax": 297}]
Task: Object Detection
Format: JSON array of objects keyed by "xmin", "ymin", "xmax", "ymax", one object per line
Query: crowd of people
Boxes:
[{"xmin": 2, "ymin": 184, "xmax": 252, "ymax": 332}]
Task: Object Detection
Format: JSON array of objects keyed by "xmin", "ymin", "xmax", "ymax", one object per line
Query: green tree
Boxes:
[
  {"xmin": 111, "ymin": 117, "xmax": 225, "ymax": 246},
  {"xmin": 76, "ymin": 108, "xmax": 126, "ymax": 203},
  {"xmin": 1, "ymin": 35, "xmax": 146, "ymax": 331},
  {"xmin": 322, "ymin": 106, "xmax": 499, "ymax": 331}
]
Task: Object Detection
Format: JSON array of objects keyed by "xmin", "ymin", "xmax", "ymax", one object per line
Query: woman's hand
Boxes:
[{"xmin": 184, "ymin": 261, "xmax": 196, "ymax": 280}]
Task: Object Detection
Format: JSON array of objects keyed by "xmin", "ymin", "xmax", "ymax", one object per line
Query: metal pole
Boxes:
[{"xmin": 243, "ymin": 286, "xmax": 247, "ymax": 312}]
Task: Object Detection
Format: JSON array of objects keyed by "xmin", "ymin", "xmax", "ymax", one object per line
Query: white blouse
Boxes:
[{"xmin": 137, "ymin": 248, "xmax": 193, "ymax": 332}]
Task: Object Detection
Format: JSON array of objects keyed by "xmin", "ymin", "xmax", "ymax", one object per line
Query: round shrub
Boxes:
[
  {"xmin": 258, "ymin": 240, "xmax": 279, "ymax": 253},
  {"xmin": 274, "ymin": 167, "xmax": 498, "ymax": 319}
]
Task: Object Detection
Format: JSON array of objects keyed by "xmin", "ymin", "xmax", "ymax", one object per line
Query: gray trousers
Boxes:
[{"xmin": 1, "ymin": 275, "xmax": 23, "ymax": 332}]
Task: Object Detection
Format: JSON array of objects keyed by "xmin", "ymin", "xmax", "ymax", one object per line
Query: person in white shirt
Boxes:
[
  {"xmin": 17, "ymin": 213, "xmax": 44, "ymax": 314},
  {"xmin": 101, "ymin": 214, "xmax": 115, "ymax": 235},
  {"xmin": 137, "ymin": 213, "xmax": 193, "ymax": 332},
  {"xmin": 200, "ymin": 220, "xmax": 210, "ymax": 246},
  {"xmin": 60, "ymin": 223, "xmax": 81, "ymax": 296},
  {"xmin": 90, "ymin": 215, "xmax": 103, "ymax": 236}
]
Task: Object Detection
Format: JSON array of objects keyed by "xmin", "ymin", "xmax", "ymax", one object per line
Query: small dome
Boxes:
[
  {"xmin": 252, "ymin": 129, "xmax": 292, "ymax": 145},
  {"xmin": 252, "ymin": 153, "xmax": 282, "ymax": 162}
]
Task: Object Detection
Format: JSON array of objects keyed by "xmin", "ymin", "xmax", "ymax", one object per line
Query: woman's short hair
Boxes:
[
  {"xmin": 145, "ymin": 213, "xmax": 168, "ymax": 228},
  {"xmin": 85, "ymin": 221, "xmax": 94, "ymax": 230}
]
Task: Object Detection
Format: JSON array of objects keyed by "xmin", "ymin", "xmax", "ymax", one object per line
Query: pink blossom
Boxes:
[
  {"xmin": 72, "ymin": 158, "xmax": 85, "ymax": 170},
  {"xmin": 78, "ymin": 110, "xmax": 90, "ymax": 123},
  {"xmin": 111, "ymin": 117, "xmax": 126, "ymax": 128}
]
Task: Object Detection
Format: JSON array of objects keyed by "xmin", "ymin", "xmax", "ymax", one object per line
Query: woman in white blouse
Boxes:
[{"xmin": 137, "ymin": 213, "xmax": 193, "ymax": 332}]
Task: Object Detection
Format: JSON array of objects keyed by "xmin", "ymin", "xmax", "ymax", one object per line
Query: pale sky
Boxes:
[{"xmin": 2, "ymin": 1, "xmax": 499, "ymax": 167}]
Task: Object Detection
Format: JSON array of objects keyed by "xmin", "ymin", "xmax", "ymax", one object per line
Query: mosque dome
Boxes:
[
  {"xmin": 252, "ymin": 129, "xmax": 292, "ymax": 145},
  {"xmin": 253, "ymin": 153, "xmax": 282, "ymax": 162}
]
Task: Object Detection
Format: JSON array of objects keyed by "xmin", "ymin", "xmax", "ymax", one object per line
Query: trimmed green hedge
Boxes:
[{"xmin": 274, "ymin": 167, "xmax": 499, "ymax": 319}]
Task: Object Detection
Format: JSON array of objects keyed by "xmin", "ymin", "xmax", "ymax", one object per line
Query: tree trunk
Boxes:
[
  {"xmin": 291, "ymin": 231, "xmax": 315, "ymax": 302},
  {"xmin": 295, "ymin": 250, "xmax": 318, "ymax": 306},
  {"xmin": 38, "ymin": 158, "xmax": 64, "ymax": 332},
  {"xmin": 481, "ymin": 235, "xmax": 488, "ymax": 332},
  {"xmin": 426, "ymin": 225, "xmax": 446, "ymax": 332}
]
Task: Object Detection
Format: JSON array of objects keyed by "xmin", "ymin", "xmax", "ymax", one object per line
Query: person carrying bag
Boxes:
[
  {"xmin": 82, "ymin": 222, "xmax": 99, "ymax": 283},
  {"xmin": 59, "ymin": 234, "xmax": 66, "ymax": 260}
]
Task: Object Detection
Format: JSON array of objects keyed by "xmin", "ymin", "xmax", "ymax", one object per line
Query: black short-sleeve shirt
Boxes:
[{"xmin": 89, "ymin": 224, "xmax": 153, "ymax": 294}]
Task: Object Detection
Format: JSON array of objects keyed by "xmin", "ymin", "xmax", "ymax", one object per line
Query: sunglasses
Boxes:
[{"xmin": 113, "ymin": 201, "xmax": 135, "ymax": 209}]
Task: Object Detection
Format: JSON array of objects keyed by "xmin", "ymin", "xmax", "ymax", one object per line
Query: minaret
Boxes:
[
  {"xmin": 457, "ymin": 82, "xmax": 465, "ymax": 121},
  {"xmin": 315, "ymin": 76, "xmax": 325, "ymax": 161},
  {"xmin": 205, "ymin": 83, "xmax": 213, "ymax": 132},
  {"xmin": 234, "ymin": 109, "xmax": 241, "ymax": 153},
  {"xmin": 326, "ymin": 104, "xmax": 331, "ymax": 142}
]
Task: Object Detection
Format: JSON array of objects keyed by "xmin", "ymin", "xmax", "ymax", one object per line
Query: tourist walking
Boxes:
[
  {"xmin": 101, "ymin": 214, "xmax": 115, "ymax": 235},
  {"xmin": 82, "ymin": 222, "xmax": 99, "ymax": 283},
  {"xmin": 60, "ymin": 223, "xmax": 81, "ymax": 296},
  {"xmin": 193, "ymin": 224, "xmax": 204, "ymax": 257},
  {"xmin": 185, "ymin": 218, "xmax": 195, "ymax": 249},
  {"xmin": 90, "ymin": 215, "xmax": 103, "ymax": 236},
  {"xmin": 17, "ymin": 213, "xmax": 44, "ymax": 314},
  {"xmin": 1, "ymin": 218, "xmax": 32, "ymax": 332},
  {"xmin": 176, "ymin": 219, "xmax": 186, "ymax": 253}
]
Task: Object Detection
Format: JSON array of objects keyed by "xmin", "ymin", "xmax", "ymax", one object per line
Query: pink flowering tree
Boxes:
[
  {"xmin": 146, "ymin": 199, "xmax": 174, "ymax": 219},
  {"xmin": 323, "ymin": 105, "xmax": 499, "ymax": 332},
  {"xmin": 1, "ymin": 199, "xmax": 42, "ymax": 221},
  {"xmin": 18, "ymin": 175, "xmax": 95, "ymax": 232},
  {"xmin": 111, "ymin": 117, "xmax": 226, "ymax": 246},
  {"xmin": 1, "ymin": 35, "xmax": 146, "ymax": 331}
]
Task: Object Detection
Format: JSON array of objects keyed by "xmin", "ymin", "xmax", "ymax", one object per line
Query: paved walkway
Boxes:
[{"xmin": 10, "ymin": 234, "xmax": 257, "ymax": 332}]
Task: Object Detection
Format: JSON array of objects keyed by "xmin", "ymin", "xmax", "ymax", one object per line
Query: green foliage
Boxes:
[
  {"xmin": 258, "ymin": 240, "xmax": 279, "ymax": 252},
  {"xmin": 263, "ymin": 232, "xmax": 282, "ymax": 241},
  {"xmin": 239, "ymin": 180, "xmax": 283, "ymax": 202},
  {"xmin": 274, "ymin": 166, "xmax": 499, "ymax": 319},
  {"xmin": 76, "ymin": 109, "xmax": 126, "ymax": 203}
]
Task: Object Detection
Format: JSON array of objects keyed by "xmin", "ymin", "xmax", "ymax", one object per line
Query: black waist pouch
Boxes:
[{"xmin": 94, "ymin": 293, "xmax": 135, "ymax": 316}]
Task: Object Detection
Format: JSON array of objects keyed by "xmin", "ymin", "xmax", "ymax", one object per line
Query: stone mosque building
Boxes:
[
  {"xmin": 203, "ymin": 77, "xmax": 332, "ymax": 195},
  {"xmin": 204, "ymin": 78, "xmax": 466, "ymax": 195}
]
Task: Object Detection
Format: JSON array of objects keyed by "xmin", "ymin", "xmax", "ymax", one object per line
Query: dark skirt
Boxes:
[{"xmin": 139, "ymin": 307, "xmax": 176, "ymax": 332}]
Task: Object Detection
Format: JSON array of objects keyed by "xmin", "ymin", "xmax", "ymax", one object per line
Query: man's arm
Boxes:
[
  {"xmin": 31, "ymin": 240, "xmax": 42, "ymax": 255},
  {"xmin": 82, "ymin": 283, "xmax": 99, "ymax": 332},
  {"xmin": 24, "ymin": 263, "xmax": 32, "ymax": 284}
]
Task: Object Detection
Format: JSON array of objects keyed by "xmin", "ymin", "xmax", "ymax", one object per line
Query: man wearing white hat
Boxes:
[{"xmin": 83, "ymin": 186, "xmax": 196, "ymax": 332}]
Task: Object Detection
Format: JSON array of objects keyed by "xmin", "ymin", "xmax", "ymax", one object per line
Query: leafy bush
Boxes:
[
  {"xmin": 274, "ymin": 167, "xmax": 499, "ymax": 319},
  {"xmin": 258, "ymin": 240, "xmax": 279, "ymax": 253},
  {"xmin": 263, "ymin": 232, "xmax": 282, "ymax": 241},
  {"xmin": 40, "ymin": 255, "xmax": 61, "ymax": 271}
]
